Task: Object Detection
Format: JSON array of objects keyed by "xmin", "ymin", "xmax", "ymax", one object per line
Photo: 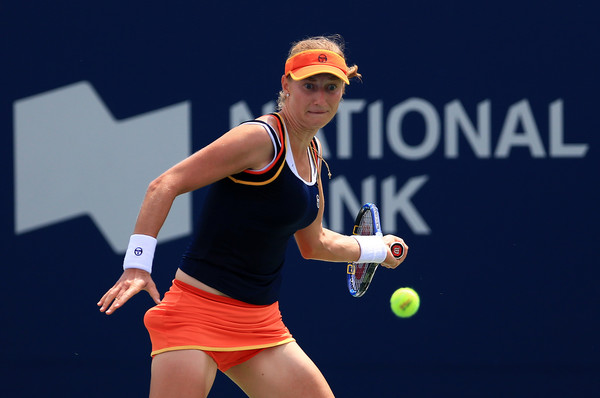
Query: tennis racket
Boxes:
[{"xmin": 347, "ymin": 203, "xmax": 404, "ymax": 297}]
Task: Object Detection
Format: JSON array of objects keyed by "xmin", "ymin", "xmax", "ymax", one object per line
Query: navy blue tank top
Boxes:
[{"xmin": 179, "ymin": 113, "xmax": 321, "ymax": 305}]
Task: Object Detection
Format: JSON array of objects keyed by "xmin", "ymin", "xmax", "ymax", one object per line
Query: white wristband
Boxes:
[
  {"xmin": 353, "ymin": 235, "xmax": 388, "ymax": 264},
  {"xmin": 123, "ymin": 234, "xmax": 157, "ymax": 274}
]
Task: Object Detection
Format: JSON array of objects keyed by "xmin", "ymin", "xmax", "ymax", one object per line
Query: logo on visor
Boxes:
[{"xmin": 318, "ymin": 54, "xmax": 328, "ymax": 63}]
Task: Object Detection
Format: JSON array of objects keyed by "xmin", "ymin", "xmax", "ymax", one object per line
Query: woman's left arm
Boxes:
[{"xmin": 294, "ymin": 172, "xmax": 408, "ymax": 269}]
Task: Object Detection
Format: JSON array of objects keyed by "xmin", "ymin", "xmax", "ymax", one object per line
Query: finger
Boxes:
[
  {"xmin": 104, "ymin": 299, "xmax": 120, "ymax": 315},
  {"xmin": 107, "ymin": 282, "xmax": 141, "ymax": 311},
  {"xmin": 145, "ymin": 282, "xmax": 162, "ymax": 305},
  {"xmin": 381, "ymin": 256, "xmax": 397, "ymax": 269},
  {"xmin": 98, "ymin": 287, "xmax": 119, "ymax": 312},
  {"xmin": 99, "ymin": 281, "xmax": 131, "ymax": 313},
  {"xmin": 383, "ymin": 243, "xmax": 408, "ymax": 269},
  {"xmin": 100, "ymin": 270, "xmax": 159, "ymax": 314},
  {"xmin": 100, "ymin": 290, "xmax": 122, "ymax": 314},
  {"xmin": 105, "ymin": 290, "xmax": 130, "ymax": 315},
  {"xmin": 398, "ymin": 244, "xmax": 408, "ymax": 260},
  {"xmin": 97, "ymin": 287, "xmax": 114, "ymax": 307},
  {"xmin": 149, "ymin": 289, "xmax": 162, "ymax": 305},
  {"xmin": 107, "ymin": 277, "xmax": 155, "ymax": 314}
]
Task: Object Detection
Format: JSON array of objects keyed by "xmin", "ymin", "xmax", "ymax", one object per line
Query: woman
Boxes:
[{"xmin": 98, "ymin": 35, "xmax": 408, "ymax": 397}]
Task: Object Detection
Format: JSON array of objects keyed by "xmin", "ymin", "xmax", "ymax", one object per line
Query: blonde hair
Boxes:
[{"xmin": 277, "ymin": 35, "xmax": 361, "ymax": 111}]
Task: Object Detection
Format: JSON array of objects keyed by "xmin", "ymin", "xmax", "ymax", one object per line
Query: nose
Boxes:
[{"xmin": 313, "ymin": 87, "xmax": 327, "ymax": 105}]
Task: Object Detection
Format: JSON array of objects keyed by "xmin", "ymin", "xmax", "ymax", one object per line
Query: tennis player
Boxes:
[{"xmin": 98, "ymin": 35, "xmax": 408, "ymax": 398}]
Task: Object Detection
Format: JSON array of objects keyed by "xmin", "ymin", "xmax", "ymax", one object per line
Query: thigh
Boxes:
[
  {"xmin": 150, "ymin": 349, "xmax": 218, "ymax": 398},
  {"xmin": 225, "ymin": 342, "xmax": 334, "ymax": 398}
]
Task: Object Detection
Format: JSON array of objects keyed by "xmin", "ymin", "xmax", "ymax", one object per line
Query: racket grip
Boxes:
[{"xmin": 390, "ymin": 242, "xmax": 404, "ymax": 259}]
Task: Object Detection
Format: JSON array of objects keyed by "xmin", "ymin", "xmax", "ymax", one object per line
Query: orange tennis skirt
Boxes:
[{"xmin": 143, "ymin": 279, "xmax": 295, "ymax": 371}]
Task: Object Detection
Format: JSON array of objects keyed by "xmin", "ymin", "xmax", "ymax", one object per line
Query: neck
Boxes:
[
  {"xmin": 277, "ymin": 109, "xmax": 332, "ymax": 180},
  {"xmin": 279, "ymin": 109, "xmax": 317, "ymax": 154}
]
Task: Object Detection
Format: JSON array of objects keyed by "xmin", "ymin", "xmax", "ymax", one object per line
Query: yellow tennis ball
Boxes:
[{"xmin": 390, "ymin": 288, "xmax": 420, "ymax": 318}]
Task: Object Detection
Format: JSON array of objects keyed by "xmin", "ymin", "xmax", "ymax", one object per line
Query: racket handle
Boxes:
[{"xmin": 390, "ymin": 242, "xmax": 404, "ymax": 259}]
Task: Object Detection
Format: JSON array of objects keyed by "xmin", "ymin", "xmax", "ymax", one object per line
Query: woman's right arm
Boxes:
[{"xmin": 98, "ymin": 123, "xmax": 276, "ymax": 315}]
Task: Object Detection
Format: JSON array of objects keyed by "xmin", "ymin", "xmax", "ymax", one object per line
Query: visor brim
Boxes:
[{"xmin": 289, "ymin": 65, "xmax": 350, "ymax": 85}]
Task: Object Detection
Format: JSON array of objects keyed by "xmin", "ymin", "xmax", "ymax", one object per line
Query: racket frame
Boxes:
[
  {"xmin": 347, "ymin": 203, "xmax": 383, "ymax": 297},
  {"xmin": 346, "ymin": 203, "xmax": 405, "ymax": 297}
]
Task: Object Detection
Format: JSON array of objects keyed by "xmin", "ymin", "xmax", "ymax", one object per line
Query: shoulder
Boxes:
[
  {"xmin": 256, "ymin": 114, "xmax": 285, "ymax": 141},
  {"xmin": 234, "ymin": 114, "xmax": 282, "ymax": 144},
  {"xmin": 222, "ymin": 118, "xmax": 279, "ymax": 157},
  {"xmin": 226, "ymin": 115, "xmax": 287, "ymax": 184}
]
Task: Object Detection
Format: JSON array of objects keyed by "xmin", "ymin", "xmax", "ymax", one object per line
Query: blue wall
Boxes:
[{"xmin": 2, "ymin": 1, "xmax": 599, "ymax": 397}]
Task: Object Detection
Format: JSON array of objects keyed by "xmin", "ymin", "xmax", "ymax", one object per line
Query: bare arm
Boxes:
[
  {"xmin": 294, "ymin": 169, "xmax": 408, "ymax": 269},
  {"xmin": 98, "ymin": 122, "xmax": 276, "ymax": 314},
  {"xmin": 134, "ymin": 122, "xmax": 276, "ymax": 236}
]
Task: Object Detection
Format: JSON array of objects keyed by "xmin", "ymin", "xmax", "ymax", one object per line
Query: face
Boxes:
[{"xmin": 282, "ymin": 73, "xmax": 344, "ymax": 130}]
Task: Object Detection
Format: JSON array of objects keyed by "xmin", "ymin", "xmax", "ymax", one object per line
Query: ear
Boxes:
[{"xmin": 281, "ymin": 74, "xmax": 289, "ymax": 93}]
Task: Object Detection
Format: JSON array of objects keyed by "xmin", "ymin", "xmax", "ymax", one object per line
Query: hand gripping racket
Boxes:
[{"xmin": 347, "ymin": 203, "xmax": 404, "ymax": 297}]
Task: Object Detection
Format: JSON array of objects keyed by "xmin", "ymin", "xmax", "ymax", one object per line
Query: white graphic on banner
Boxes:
[
  {"xmin": 338, "ymin": 98, "xmax": 589, "ymax": 160},
  {"xmin": 14, "ymin": 81, "xmax": 192, "ymax": 253}
]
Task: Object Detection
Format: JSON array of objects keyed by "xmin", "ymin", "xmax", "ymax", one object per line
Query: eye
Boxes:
[
  {"xmin": 304, "ymin": 83, "xmax": 314, "ymax": 90},
  {"xmin": 327, "ymin": 84, "xmax": 338, "ymax": 91}
]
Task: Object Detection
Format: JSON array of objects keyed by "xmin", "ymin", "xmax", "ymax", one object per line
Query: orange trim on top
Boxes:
[
  {"xmin": 227, "ymin": 113, "xmax": 287, "ymax": 186},
  {"xmin": 241, "ymin": 114, "xmax": 285, "ymax": 176},
  {"xmin": 227, "ymin": 160, "xmax": 286, "ymax": 186}
]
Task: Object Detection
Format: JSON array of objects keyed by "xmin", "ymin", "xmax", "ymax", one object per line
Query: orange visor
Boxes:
[{"xmin": 284, "ymin": 49, "xmax": 350, "ymax": 84}]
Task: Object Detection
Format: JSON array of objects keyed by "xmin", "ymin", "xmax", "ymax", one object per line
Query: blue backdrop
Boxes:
[{"xmin": 2, "ymin": 1, "xmax": 599, "ymax": 397}]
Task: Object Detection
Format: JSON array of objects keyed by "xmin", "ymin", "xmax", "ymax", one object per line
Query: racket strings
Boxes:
[
  {"xmin": 347, "ymin": 205, "xmax": 383, "ymax": 297},
  {"xmin": 353, "ymin": 209, "xmax": 374, "ymax": 287},
  {"xmin": 357, "ymin": 210, "xmax": 374, "ymax": 236}
]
